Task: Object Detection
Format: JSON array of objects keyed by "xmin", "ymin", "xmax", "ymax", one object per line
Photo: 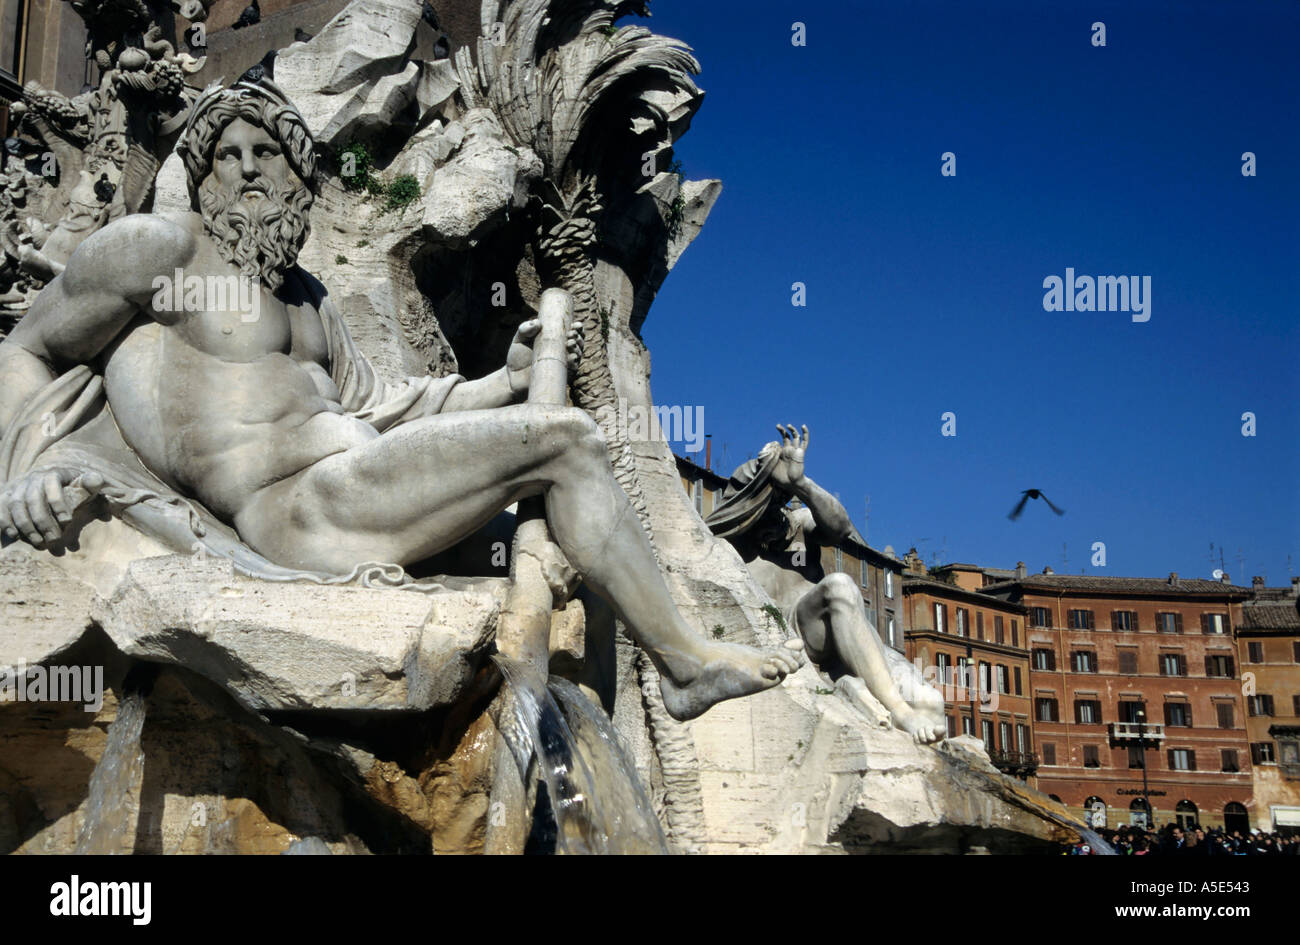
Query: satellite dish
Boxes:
[{"xmin": 1212, "ymin": 569, "xmax": 1224, "ymax": 580}]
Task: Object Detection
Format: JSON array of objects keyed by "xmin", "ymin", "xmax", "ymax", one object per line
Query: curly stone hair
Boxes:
[{"xmin": 179, "ymin": 80, "xmax": 317, "ymax": 211}]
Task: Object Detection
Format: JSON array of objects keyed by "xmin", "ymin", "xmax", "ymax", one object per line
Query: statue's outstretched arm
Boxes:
[{"xmin": 791, "ymin": 475, "xmax": 853, "ymax": 545}]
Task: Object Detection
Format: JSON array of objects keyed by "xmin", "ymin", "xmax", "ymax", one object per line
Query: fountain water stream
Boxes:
[
  {"xmin": 75, "ymin": 687, "xmax": 147, "ymax": 854},
  {"xmin": 496, "ymin": 658, "xmax": 668, "ymax": 855}
]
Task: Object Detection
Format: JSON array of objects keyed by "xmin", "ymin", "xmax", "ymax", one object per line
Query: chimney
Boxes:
[
  {"xmin": 1252, "ymin": 576, "xmax": 1266, "ymax": 590},
  {"xmin": 705, "ymin": 434, "xmax": 712, "ymax": 471},
  {"xmin": 1291, "ymin": 576, "xmax": 1300, "ymax": 597},
  {"xmin": 1168, "ymin": 572, "xmax": 1178, "ymax": 585},
  {"xmin": 1015, "ymin": 561, "xmax": 1027, "ymax": 580}
]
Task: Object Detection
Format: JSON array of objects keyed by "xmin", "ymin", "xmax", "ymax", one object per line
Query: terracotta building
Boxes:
[
  {"xmin": 902, "ymin": 555, "xmax": 1037, "ymax": 781},
  {"xmin": 980, "ymin": 569, "xmax": 1254, "ymax": 832},
  {"xmin": 0, "ymin": 0, "xmax": 91, "ymax": 130},
  {"xmin": 1237, "ymin": 577, "xmax": 1300, "ymax": 834}
]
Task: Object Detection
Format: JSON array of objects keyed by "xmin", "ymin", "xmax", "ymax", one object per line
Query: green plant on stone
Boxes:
[
  {"xmin": 338, "ymin": 141, "xmax": 377, "ymax": 193},
  {"xmin": 760, "ymin": 603, "xmax": 787, "ymax": 632},
  {"xmin": 712, "ymin": 625, "xmax": 726, "ymax": 639},
  {"xmin": 383, "ymin": 174, "xmax": 421, "ymax": 213},
  {"xmin": 335, "ymin": 254, "xmax": 349, "ymax": 266}
]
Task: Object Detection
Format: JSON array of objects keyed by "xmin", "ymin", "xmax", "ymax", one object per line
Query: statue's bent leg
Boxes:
[
  {"xmin": 795, "ymin": 574, "xmax": 945, "ymax": 743},
  {"xmin": 235, "ymin": 404, "xmax": 800, "ymax": 720}
]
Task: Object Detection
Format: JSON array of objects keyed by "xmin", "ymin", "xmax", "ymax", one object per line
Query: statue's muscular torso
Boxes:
[{"xmin": 25, "ymin": 212, "xmax": 377, "ymax": 522}]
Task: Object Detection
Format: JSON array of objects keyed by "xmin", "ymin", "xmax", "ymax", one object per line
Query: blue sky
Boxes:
[{"xmin": 638, "ymin": 0, "xmax": 1299, "ymax": 584}]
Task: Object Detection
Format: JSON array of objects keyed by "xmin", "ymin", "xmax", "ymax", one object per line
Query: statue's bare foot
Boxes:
[
  {"xmin": 891, "ymin": 705, "xmax": 946, "ymax": 744},
  {"xmin": 659, "ymin": 641, "xmax": 802, "ymax": 721}
]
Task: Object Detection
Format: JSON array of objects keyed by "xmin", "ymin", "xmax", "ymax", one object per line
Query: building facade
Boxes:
[
  {"xmin": 1237, "ymin": 577, "xmax": 1300, "ymax": 834},
  {"xmin": 902, "ymin": 555, "xmax": 1037, "ymax": 781},
  {"xmin": 982, "ymin": 570, "xmax": 1254, "ymax": 832}
]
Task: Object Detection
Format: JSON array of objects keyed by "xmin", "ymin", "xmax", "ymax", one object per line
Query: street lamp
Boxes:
[{"xmin": 1136, "ymin": 708, "xmax": 1151, "ymax": 827}]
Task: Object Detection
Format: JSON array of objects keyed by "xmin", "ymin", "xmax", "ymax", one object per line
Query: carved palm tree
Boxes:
[{"xmin": 455, "ymin": 0, "xmax": 702, "ymax": 536}]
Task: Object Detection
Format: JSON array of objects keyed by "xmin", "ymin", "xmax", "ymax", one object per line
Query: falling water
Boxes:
[
  {"xmin": 495, "ymin": 657, "xmax": 668, "ymax": 855},
  {"xmin": 75, "ymin": 688, "xmax": 147, "ymax": 854}
]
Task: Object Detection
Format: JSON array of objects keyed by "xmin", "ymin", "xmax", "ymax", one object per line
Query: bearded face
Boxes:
[{"xmin": 196, "ymin": 118, "xmax": 312, "ymax": 292}]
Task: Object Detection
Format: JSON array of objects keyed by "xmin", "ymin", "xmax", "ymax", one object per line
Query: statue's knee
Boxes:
[
  {"xmin": 554, "ymin": 408, "xmax": 605, "ymax": 460},
  {"xmin": 821, "ymin": 572, "xmax": 860, "ymax": 607}
]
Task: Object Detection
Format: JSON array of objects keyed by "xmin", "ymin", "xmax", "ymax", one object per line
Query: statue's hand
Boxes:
[
  {"xmin": 0, "ymin": 468, "xmax": 103, "ymax": 548},
  {"xmin": 505, "ymin": 316, "xmax": 585, "ymax": 397},
  {"xmin": 768, "ymin": 423, "xmax": 810, "ymax": 490},
  {"xmin": 505, "ymin": 318, "xmax": 542, "ymax": 396}
]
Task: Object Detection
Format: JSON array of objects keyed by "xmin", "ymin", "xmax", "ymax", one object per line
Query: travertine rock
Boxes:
[{"xmin": 90, "ymin": 556, "xmax": 504, "ymax": 713}]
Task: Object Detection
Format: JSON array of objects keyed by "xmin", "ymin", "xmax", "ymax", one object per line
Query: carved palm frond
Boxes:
[{"xmin": 456, "ymin": 0, "xmax": 700, "ymax": 191}]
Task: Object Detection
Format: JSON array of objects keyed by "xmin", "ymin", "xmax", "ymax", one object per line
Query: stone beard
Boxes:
[{"xmin": 196, "ymin": 171, "xmax": 312, "ymax": 292}]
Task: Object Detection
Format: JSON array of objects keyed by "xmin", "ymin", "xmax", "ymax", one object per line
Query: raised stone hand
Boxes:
[
  {"xmin": 505, "ymin": 315, "xmax": 584, "ymax": 397},
  {"xmin": 0, "ymin": 467, "xmax": 103, "ymax": 547},
  {"xmin": 769, "ymin": 423, "xmax": 809, "ymax": 491}
]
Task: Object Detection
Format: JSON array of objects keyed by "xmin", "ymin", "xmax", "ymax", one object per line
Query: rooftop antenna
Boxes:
[
  {"xmin": 1237, "ymin": 548, "xmax": 1245, "ymax": 585},
  {"xmin": 1062, "ymin": 542, "xmax": 1068, "ymax": 573},
  {"xmin": 863, "ymin": 495, "xmax": 869, "ymax": 545}
]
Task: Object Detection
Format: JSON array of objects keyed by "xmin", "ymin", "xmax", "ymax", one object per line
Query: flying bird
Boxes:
[
  {"xmin": 1008, "ymin": 489, "xmax": 1065, "ymax": 521},
  {"xmin": 233, "ymin": 0, "xmax": 260, "ymax": 29}
]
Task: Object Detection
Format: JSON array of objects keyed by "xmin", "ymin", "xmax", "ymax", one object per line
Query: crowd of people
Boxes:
[{"xmin": 1066, "ymin": 823, "xmax": 1299, "ymax": 854}]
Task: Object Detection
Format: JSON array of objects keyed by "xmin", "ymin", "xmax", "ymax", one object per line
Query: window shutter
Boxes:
[
  {"xmin": 1226, "ymin": 655, "xmax": 1234, "ymax": 677},
  {"xmin": 1110, "ymin": 609, "xmax": 1118, "ymax": 630},
  {"xmin": 1188, "ymin": 751, "xmax": 1197, "ymax": 772},
  {"xmin": 1166, "ymin": 749, "xmax": 1175, "ymax": 769},
  {"xmin": 1204, "ymin": 655, "xmax": 1213, "ymax": 676},
  {"xmin": 1200, "ymin": 613, "xmax": 1208, "ymax": 633},
  {"xmin": 1186, "ymin": 705, "xmax": 1193, "ymax": 727},
  {"xmin": 1131, "ymin": 612, "xmax": 1139, "ymax": 632},
  {"xmin": 1175, "ymin": 613, "xmax": 1183, "ymax": 634},
  {"xmin": 1250, "ymin": 743, "xmax": 1262, "ymax": 765}
]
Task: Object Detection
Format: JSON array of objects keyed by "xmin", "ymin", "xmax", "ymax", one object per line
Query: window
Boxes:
[
  {"xmin": 935, "ymin": 651, "xmax": 952, "ymax": 684},
  {"xmin": 999, "ymin": 721, "xmax": 1011, "ymax": 751},
  {"xmin": 834, "ymin": 547, "xmax": 843, "ymax": 572},
  {"xmin": 1159, "ymin": 653, "xmax": 1187, "ymax": 677},
  {"xmin": 1164, "ymin": 702, "xmax": 1192, "ymax": 728},
  {"xmin": 1118, "ymin": 700, "xmax": 1146, "ymax": 723},
  {"xmin": 1247, "ymin": 694, "xmax": 1275, "ymax": 717},
  {"xmin": 1071, "ymin": 650, "xmax": 1097, "ymax": 673},
  {"xmin": 955, "ymin": 608, "xmax": 969, "ymax": 638},
  {"xmin": 1083, "ymin": 745, "xmax": 1100, "ymax": 768},
  {"xmin": 1036, "ymin": 697, "xmax": 1059, "ymax": 722},
  {"xmin": 1127, "ymin": 745, "xmax": 1146, "ymax": 769},
  {"xmin": 1041, "ymin": 743, "xmax": 1057, "ymax": 765},
  {"xmin": 1216, "ymin": 703, "xmax": 1235, "ymax": 729},
  {"xmin": 860, "ymin": 558, "xmax": 869, "ymax": 587},
  {"xmin": 1205, "ymin": 654, "xmax": 1234, "ymax": 677},
  {"xmin": 1016, "ymin": 723, "xmax": 1029, "ymax": 753},
  {"xmin": 1032, "ymin": 648, "xmax": 1055, "ymax": 671},
  {"xmin": 1247, "ymin": 642, "xmax": 1264, "ymax": 663},
  {"xmin": 1129, "ymin": 797, "xmax": 1151, "ymax": 827},
  {"xmin": 1118, "ymin": 650, "xmax": 1138, "ymax": 674},
  {"xmin": 1111, "ymin": 610, "xmax": 1136, "ymax": 632},
  {"xmin": 1174, "ymin": 800, "xmax": 1198, "ymax": 829},
  {"xmin": 976, "ymin": 612, "xmax": 985, "ymax": 640},
  {"xmin": 978, "ymin": 661, "xmax": 991, "ymax": 695},
  {"xmin": 1167, "ymin": 749, "xmax": 1196, "ymax": 771},
  {"xmin": 946, "ymin": 715, "xmax": 957, "ymax": 738},
  {"xmin": 1221, "ymin": 749, "xmax": 1239, "ymax": 773},
  {"xmin": 1201, "ymin": 613, "xmax": 1227, "ymax": 634},
  {"xmin": 956, "ymin": 657, "xmax": 971, "ymax": 691},
  {"xmin": 1250, "ymin": 742, "xmax": 1275, "ymax": 764},
  {"xmin": 934, "ymin": 603, "xmax": 946, "ymax": 633},
  {"xmin": 886, "ymin": 615, "xmax": 897, "ymax": 649},
  {"xmin": 995, "ymin": 664, "xmax": 1008, "ymax": 694},
  {"xmin": 1075, "ymin": 699, "xmax": 1102, "ymax": 724},
  {"xmin": 1029, "ymin": 606, "xmax": 1051, "ymax": 628},
  {"xmin": 1157, "ymin": 612, "xmax": 1182, "ymax": 634},
  {"xmin": 1013, "ymin": 666, "xmax": 1022, "ymax": 695},
  {"xmin": 1010, "ymin": 619, "xmax": 1019, "ymax": 647},
  {"xmin": 981, "ymin": 719, "xmax": 993, "ymax": 749},
  {"xmin": 1069, "ymin": 609, "xmax": 1095, "ymax": 630},
  {"xmin": 961, "ymin": 715, "xmax": 974, "ymax": 736},
  {"xmin": 884, "ymin": 570, "xmax": 893, "ymax": 598},
  {"xmin": 692, "ymin": 480, "xmax": 703, "ymax": 513},
  {"xmin": 994, "ymin": 615, "xmax": 1005, "ymax": 644}
]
